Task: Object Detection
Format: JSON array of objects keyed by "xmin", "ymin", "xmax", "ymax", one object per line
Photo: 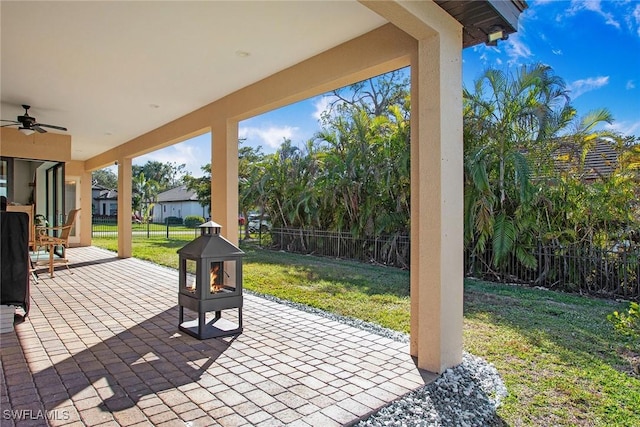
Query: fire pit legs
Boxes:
[{"xmin": 179, "ymin": 307, "xmax": 243, "ymax": 340}]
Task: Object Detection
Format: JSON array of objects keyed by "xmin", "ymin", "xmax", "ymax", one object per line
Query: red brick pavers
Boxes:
[{"xmin": 1, "ymin": 247, "xmax": 435, "ymax": 426}]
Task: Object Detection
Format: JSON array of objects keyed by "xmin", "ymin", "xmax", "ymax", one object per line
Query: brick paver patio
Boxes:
[{"xmin": 1, "ymin": 246, "xmax": 435, "ymax": 426}]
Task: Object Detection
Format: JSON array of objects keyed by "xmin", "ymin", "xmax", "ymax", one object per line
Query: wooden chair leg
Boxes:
[{"xmin": 29, "ymin": 259, "xmax": 38, "ymax": 283}]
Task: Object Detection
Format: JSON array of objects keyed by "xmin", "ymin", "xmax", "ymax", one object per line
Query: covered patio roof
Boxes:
[
  {"xmin": 2, "ymin": 247, "xmax": 432, "ymax": 426},
  {"xmin": 1, "ymin": 0, "xmax": 524, "ymax": 161},
  {"xmin": 1, "ymin": 0, "xmax": 528, "ymax": 378}
]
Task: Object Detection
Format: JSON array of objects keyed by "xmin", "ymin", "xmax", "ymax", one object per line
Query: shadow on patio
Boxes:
[{"xmin": 1, "ymin": 247, "xmax": 432, "ymax": 426}]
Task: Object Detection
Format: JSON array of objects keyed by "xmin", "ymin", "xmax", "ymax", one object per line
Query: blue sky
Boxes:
[{"xmin": 136, "ymin": 0, "xmax": 640, "ymax": 177}]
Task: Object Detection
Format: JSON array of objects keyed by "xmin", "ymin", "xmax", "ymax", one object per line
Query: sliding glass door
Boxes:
[{"xmin": 46, "ymin": 163, "xmax": 65, "ymax": 255}]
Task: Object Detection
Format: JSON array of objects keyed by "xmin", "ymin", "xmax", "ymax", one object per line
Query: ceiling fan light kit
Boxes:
[{"xmin": 1, "ymin": 104, "xmax": 68, "ymax": 135}]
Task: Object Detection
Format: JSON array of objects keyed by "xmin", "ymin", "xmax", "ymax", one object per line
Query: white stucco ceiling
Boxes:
[{"xmin": 1, "ymin": 1, "xmax": 387, "ymax": 162}]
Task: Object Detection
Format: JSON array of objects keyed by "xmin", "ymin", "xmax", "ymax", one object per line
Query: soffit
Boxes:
[
  {"xmin": 1, "ymin": 1, "xmax": 526, "ymax": 163},
  {"xmin": 1, "ymin": 1, "xmax": 386, "ymax": 161}
]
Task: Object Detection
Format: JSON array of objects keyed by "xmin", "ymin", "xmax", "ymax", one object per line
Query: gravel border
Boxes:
[{"xmin": 246, "ymin": 289, "xmax": 508, "ymax": 427}]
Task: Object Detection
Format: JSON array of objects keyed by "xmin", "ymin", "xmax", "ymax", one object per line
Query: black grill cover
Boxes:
[{"xmin": 1, "ymin": 211, "xmax": 30, "ymax": 315}]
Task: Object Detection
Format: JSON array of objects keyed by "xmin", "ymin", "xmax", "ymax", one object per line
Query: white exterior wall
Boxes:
[{"xmin": 153, "ymin": 201, "xmax": 208, "ymax": 223}]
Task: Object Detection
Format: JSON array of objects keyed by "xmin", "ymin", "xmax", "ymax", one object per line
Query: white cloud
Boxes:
[
  {"xmin": 311, "ymin": 94, "xmax": 347, "ymax": 125},
  {"xmin": 627, "ymin": 80, "xmax": 636, "ymax": 90},
  {"xmin": 312, "ymin": 96, "xmax": 333, "ymax": 121},
  {"xmin": 632, "ymin": 3, "xmax": 640, "ymax": 37},
  {"xmin": 135, "ymin": 139, "xmax": 209, "ymax": 177},
  {"xmin": 605, "ymin": 119, "xmax": 640, "ymax": 137},
  {"xmin": 567, "ymin": 76, "xmax": 609, "ymax": 99},
  {"xmin": 552, "ymin": 49, "xmax": 563, "ymax": 56},
  {"xmin": 505, "ymin": 34, "xmax": 533, "ymax": 65},
  {"xmin": 239, "ymin": 125, "xmax": 299, "ymax": 149},
  {"xmin": 567, "ymin": 0, "xmax": 621, "ymax": 29},
  {"xmin": 500, "ymin": 22, "xmax": 532, "ymax": 65}
]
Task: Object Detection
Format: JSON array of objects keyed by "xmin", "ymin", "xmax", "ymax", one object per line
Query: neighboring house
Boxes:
[
  {"xmin": 92, "ymin": 184, "xmax": 118, "ymax": 216},
  {"xmin": 554, "ymin": 138, "xmax": 619, "ymax": 182},
  {"xmin": 153, "ymin": 185, "xmax": 209, "ymax": 223},
  {"xmin": 527, "ymin": 138, "xmax": 620, "ymax": 183}
]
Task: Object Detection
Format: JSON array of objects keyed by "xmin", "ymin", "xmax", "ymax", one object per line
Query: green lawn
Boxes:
[{"xmin": 92, "ymin": 237, "xmax": 640, "ymax": 426}]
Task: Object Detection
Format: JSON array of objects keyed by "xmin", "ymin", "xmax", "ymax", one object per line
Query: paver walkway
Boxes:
[{"xmin": 1, "ymin": 246, "xmax": 435, "ymax": 426}]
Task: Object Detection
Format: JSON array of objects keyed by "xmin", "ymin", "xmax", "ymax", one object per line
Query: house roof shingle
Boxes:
[
  {"xmin": 157, "ymin": 186, "xmax": 199, "ymax": 203},
  {"xmin": 554, "ymin": 138, "xmax": 619, "ymax": 180}
]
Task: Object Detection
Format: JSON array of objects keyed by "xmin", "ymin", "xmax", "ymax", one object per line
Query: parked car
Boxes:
[{"xmin": 247, "ymin": 214, "xmax": 271, "ymax": 233}]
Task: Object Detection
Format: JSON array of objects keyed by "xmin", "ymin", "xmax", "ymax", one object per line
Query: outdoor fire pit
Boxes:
[{"xmin": 177, "ymin": 221, "xmax": 244, "ymax": 339}]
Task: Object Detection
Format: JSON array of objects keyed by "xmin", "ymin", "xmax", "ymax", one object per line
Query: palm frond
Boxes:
[{"xmin": 492, "ymin": 214, "xmax": 516, "ymax": 267}]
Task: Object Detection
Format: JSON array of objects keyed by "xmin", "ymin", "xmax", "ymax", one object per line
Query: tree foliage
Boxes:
[
  {"xmin": 239, "ymin": 142, "xmax": 266, "ymax": 238},
  {"xmin": 92, "ymin": 168, "xmax": 118, "ymax": 189},
  {"xmin": 132, "ymin": 172, "xmax": 158, "ymax": 221},
  {"xmin": 181, "ymin": 64, "xmax": 638, "ymax": 275},
  {"xmin": 462, "ymin": 63, "xmax": 639, "ymax": 272},
  {"xmin": 251, "ymin": 71, "xmax": 411, "ymax": 240},
  {"xmin": 133, "ymin": 161, "xmax": 186, "ymax": 193},
  {"xmin": 183, "ymin": 164, "xmax": 212, "ymax": 209}
]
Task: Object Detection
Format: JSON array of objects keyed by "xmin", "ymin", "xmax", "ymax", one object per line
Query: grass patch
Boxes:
[
  {"xmin": 241, "ymin": 244, "xmax": 410, "ymax": 332},
  {"xmin": 91, "ymin": 237, "xmax": 639, "ymax": 426},
  {"xmin": 463, "ymin": 280, "xmax": 639, "ymax": 425}
]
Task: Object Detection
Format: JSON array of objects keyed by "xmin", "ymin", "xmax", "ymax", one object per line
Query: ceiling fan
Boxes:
[{"xmin": 1, "ymin": 104, "xmax": 68, "ymax": 135}]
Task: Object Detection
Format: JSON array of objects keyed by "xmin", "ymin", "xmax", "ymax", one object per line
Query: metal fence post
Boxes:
[{"xmin": 622, "ymin": 250, "xmax": 628, "ymax": 297}]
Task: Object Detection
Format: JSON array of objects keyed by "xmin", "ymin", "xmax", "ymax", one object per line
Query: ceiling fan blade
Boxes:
[
  {"xmin": 32, "ymin": 125, "xmax": 47, "ymax": 133},
  {"xmin": 36, "ymin": 123, "xmax": 67, "ymax": 131},
  {"xmin": 1, "ymin": 120, "xmax": 20, "ymax": 124},
  {"xmin": 1, "ymin": 123, "xmax": 19, "ymax": 127}
]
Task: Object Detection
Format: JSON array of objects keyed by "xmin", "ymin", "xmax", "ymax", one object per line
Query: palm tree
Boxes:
[
  {"xmin": 463, "ymin": 64, "xmax": 575, "ymax": 268},
  {"xmin": 132, "ymin": 172, "xmax": 159, "ymax": 222}
]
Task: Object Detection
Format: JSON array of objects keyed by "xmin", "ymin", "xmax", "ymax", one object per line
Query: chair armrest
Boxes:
[
  {"xmin": 37, "ymin": 225, "xmax": 72, "ymax": 243},
  {"xmin": 38, "ymin": 225, "xmax": 72, "ymax": 233}
]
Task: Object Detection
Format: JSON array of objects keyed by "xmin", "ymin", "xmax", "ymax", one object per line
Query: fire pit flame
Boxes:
[{"xmin": 210, "ymin": 264, "xmax": 221, "ymax": 293}]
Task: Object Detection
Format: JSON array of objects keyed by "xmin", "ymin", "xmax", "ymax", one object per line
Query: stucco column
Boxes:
[
  {"xmin": 64, "ymin": 160, "xmax": 93, "ymax": 247},
  {"xmin": 117, "ymin": 157, "xmax": 132, "ymax": 258},
  {"xmin": 210, "ymin": 120, "xmax": 239, "ymax": 245},
  {"xmin": 410, "ymin": 32, "xmax": 463, "ymax": 373},
  {"xmin": 78, "ymin": 170, "xmax": 92, "ymax": 247}
]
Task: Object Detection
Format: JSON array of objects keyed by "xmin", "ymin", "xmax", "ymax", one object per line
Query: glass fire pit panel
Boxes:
[
  {"xmin": 209, "ymin": 260, "xmax": 236, "ymax": 294},
  {"xmin": 183, "ymin": 259, "xmax": 197, "ymax": 294}
]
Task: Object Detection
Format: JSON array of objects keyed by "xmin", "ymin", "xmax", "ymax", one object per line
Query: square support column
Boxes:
[
  {"xmin": 410, "ymin": 32, "xmax": 463, "ymax": 373},
  {"xmin": 78, "ymin": 170, "xmax": 93, "ymax": 247},
  {"xmin": 117, "ymin": 157, "xmax": 132, "ymax": 258},
  {"xmin": 211, "ymin": 120, "xmax": 239, "ymax": 245}
]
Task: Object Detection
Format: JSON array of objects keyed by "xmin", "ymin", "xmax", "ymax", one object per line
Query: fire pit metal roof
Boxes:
[{"xmin": 177, "ymin": 222, "xmax": 244, "ymax": 259}]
